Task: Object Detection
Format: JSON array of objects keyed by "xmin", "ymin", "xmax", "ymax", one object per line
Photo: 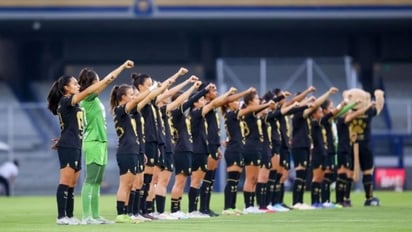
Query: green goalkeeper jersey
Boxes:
[{"xmin": 81, "ymin": 94, "xmax": 107, "ymax": 142}]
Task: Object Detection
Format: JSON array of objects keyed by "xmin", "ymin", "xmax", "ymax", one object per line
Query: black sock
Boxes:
[
  {"xmin": 200, "ymin": 170, "xmax": 215, "ymax": 212},
  {"xmin": 322, "ymin": 173, "xmax": 332, "ymax": 203},
  {"xmin": 56, "ymin": 184, "xmax": 68, "ymax": 219},
  {"xmin": 141, "ymin": 174, "xmax": 152, "ymax": 214},
  {"xmin": 279, "ymin": 183, "xmax": 285, "ymax": 204},
  {"xmin": 363, "ymin": 174, "xmax": 374, "ymax": 199},
  {"xmin": 145, "ymin": 200, "xmax": 154, "ymax": 214},
  {"xmin": 336, "ymin": 173, "xmax": 347, "ymax": 204},
  {"xmin": 293, "ymin": 170, "xmax": 306, "ymax": 205},
  {"xmin": 243, "ymin": 191, "xmax": 254, "ymax": 208},
  {"xmin": 311, "ymin": 181, "xmax": 322, "ymax": 205},
  {"xmin": 267, "ymin": 171, "xmax": 278, "ymax": 205},
  {"xmin": 256, "ymin": 182, "xmax": 267, "ymax": 209},
  {"xmin": 188, "ymin": 187, "xmax": 199, "ymax": 212},
  {"xmin": 66, "ymin": 187, "xmax": 74, "ymax": 218},
  {"xmin": 155, "ymin": 195, "xmax": 166, "ymax": 214},
  {"xmin": 133, "ymin": 189, "xmax": 141, "ymax": 215},
  {"xmin": 224, "ymin": 171, "xmax": 239, "ymax": 210},
  {"xmin": 116, "ymin": 201, "xmax": 126, "ymax": 215},
  {"xmin": 345, "ymin": 177, "xmax": 353, "ymax": 201},
  {"xmin": 127, "ymin": 190, "xmax": 136, "ymax": 215},
  {"xmin": 171, "ymin": 198, "xmax": 180, "ymax": 213}
]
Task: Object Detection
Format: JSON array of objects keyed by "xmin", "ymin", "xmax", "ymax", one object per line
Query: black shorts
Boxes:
[
  {"xmin": 208, "ymin": 144, "xmax": 220, "ymax": 160},
  {"xmin": 57, "ymin": 147, "xmax": 82, "ymax": 172},
  {"xmin": 224, "ymin": 151, "xmax": 244, "ymax": 168},
  {"xmin": 271, "ymin": 141, "xmax": 281, "ymax": 155},
  {"xmin": 173, "ymin": 151, "xmax": 192, "ymax": 176},
  {"xmin": 279, "ymin": 146, "xmax": 291, "ymax": 170},
  {"xmin": 192, "ymin": 153, "xmax": 208, "ymax": 172},
  {"xmin": 160, "ymin": 151, "xmax": 174, "ymax": 172},
  {"xmin": 337, "ymin": 152, "xmax": 352, "ymax": 170},
  {"xmin": 291, "ymin": 147, "xmax": 310, "ymax": 168},
  {"xmin": 137, "ymin": 153, "xmax": 145, "ymax": 173},
  {"xmin": 324, "ymin": 152, "xmax": 336, "ymax": 170},
  {"xmin": 357, "ymin": 142, "xmax": 374, "ymax": 171},
  {"xmin": 243, "ymin": 151, "xmax": 261, "ymax": 166},
  {"xmin": 116, "ymin": 153, "xmax": 138, "ymax": 175},
  {"xmin": 260, "ymin": 149, "xmax": 272, "ymax": 169},
  {"xmin": 145, "ymin": 142, "xmax": 158, "ymax": 167},
  {"xmin": 311, "ymin": 150, "xmax": 326, "ymax": 170}
]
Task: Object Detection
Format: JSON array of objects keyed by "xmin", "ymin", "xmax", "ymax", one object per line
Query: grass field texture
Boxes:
[{"xmin": 1, "ymin": 191, "xmax": 411, "ymax": 232}]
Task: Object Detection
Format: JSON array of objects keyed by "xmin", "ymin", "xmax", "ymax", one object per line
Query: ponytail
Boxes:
[
  {"xmin": 110, "ymin": 85, "xmax": 120, "ymax": 112},
  {"xmin": 47, "ymin": 75, "xmax": 72, "ymax": 115},
  {"xmin": 110, "ymin": 84, "xmax": 132, "ymax": 112}
]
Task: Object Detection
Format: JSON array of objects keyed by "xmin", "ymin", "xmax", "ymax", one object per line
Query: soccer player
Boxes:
[
  {"xmin": 290, "ymin": 87, "xmax": 338, "ymax": 209},
  {"xmin": 109, "ymin": 83, "xmax": 152, "ymax": 223},
  {"xmin": 240, "ymin": 90, "xmax": 275, "ymax": 214},
  {"xmin": 188, "ymin": 84, "xmax": 236, "ymax": 218},
  {"xmin": 220, "ymin": 87, "xmax": 256, "ymax": 215},
  {"xmin": 47, "ymin": 61, "xmax": 131, "ymax": 225},
  {"xmin": 78, "ymin": 61, "xmax": 133, "ymax": 224}
]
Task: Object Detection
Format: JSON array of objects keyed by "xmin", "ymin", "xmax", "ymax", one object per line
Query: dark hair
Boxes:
[
  {"xmin": 243, "ymin": 91, "xmax": 256, "ymax": 106},
  {"xmin": 131, "ymin": 73, "xmax": 151, "ymax": 91},
  {"xmin": 47, "ymin": 75, "xmax": 73, "ymax": 115},
  {"xmin": 321, "ymin": 99, "xmax": 331, "ymax": 110},
  {"xmin": 263, "ymin": 91, "xmax": 274, "ymax": 102},
  {"xmin": 109, "ymin": 84, "xmax": 132, "ymax": 112},
  {"xmin": 78, "ymin": 68, "xmax": 98, "ymax": 92},
  {"xmin": 273, "ymin": 88, "xmax": 281, "ymax": 96}
]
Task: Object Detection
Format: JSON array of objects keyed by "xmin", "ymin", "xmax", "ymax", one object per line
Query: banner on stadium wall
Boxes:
[{"xmin": 375, "ymin": 168, "xmax": 406, "ymax": 191}]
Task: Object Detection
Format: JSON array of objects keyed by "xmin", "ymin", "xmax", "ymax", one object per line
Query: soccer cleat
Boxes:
[
  {"xmin": 56, "ymin": 217, "xmax": 70, "ymax": 225},
  {"xmin": 170, "ymin": 211, "xmax": 189, "ymax": 219},
  {"xmin": 115, "ymin": 214, "xmax": 137, "ymax": 224},
  {"xmin": 188, "ymin": 211, "xmax": 210, "ymax": 218},
  {"xmin": 130, "ymin": 214, "xmax": 151, "ymax": 222},
  {"xmin": 93, "ymin": 216, "xmax": 114, "ymax": 224},
  {"xmin": 272, "ymin": 204, "xmax": 290, "ymax": 212},
  {"xmin": 311, "ymin": 203, "xmax": 324, "ymax": 209},
  {"xmin": 281, "ymin": 203, "xmax": 293, "ymax": 210},
  {"xmin": 222, "ymin": 209, "xmax": 236, "ymax": 215},
  {"xmin": 364, "ymin": 197, "xmax": 380, "ymax": 206},
  {"xmin": 243, "ymin": 206, "xmax": 265, "ymax": 214},
  {"xmin": 157, "ymin": 212, "xmax": 179, "ymax": 220},
  {"xmin": 80, "ymin": 217, "xmax": 103, "ymax": 225},
  {"xmin": 259, "ymin": 207, "xmax": 276, "ymax": 213},
  {"xmin": 201, "ymin": 209, "xmax": 219, "ymax": 217},
  {"xmin": 66, "ymin": 217, "xmax": 81, "ymax": 225},
  {"xmin": 142, "ymin": 213, "xmax": 158, "ymax": 220}
]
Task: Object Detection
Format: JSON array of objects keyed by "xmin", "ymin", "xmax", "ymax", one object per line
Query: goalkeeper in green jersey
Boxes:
[{"xmin": 78, "ymin": 60, "xmax": 134, "ymax": 224}]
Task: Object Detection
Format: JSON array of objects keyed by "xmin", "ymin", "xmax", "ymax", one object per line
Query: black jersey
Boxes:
[
  {"xmin": 336, "ymin": 117, "xmax": 351, "ymax": 154},
  {"xmin": 169, "ymin": 88, "xmax": 209, "ymax": 153},
  {"xmin": 205, "ymin": 109, "xmax": 220, "ymax": 146},
  {"xmin": 131, "ymin": 109, "xmax": 145, "ymax": 155},
  {"xmin": 57, "ymin": 95, "xmax": 84, "ymax": 149},
  {"xmin": 320, "ymin": 112, "xmax": 335, "ymax": 154},
  {"xmin": 156, "ymin": 105, "xmax": 166, "ymax": 145},
  {"xmin": 170, "ymin": 106, "xmax": 193, "ymax": 152},
  {"xmin": 140, "ymin": 101, "xmax": 158, "ymax": 143},
  {"xmin": 311, "ymin": 120, "xmax": 327, "ymax": 156},
  {"xmin": 191, "ymin": 107, "xmax": 209, "ymax": 154},
  {"xmin": 267, "ymin": 109, "xmax": 281, "ymax": 146},
  {"xmin": 349, "ymin": 108, "xmax": 377, "ymax": 143},
  {"xmin": 224, "ymin": 110, "xmax": 244, "ymax": 153},
  {"xmin": 242, "ymin": 112, "xmax": 264, "ymax": 152},
  {"xmin": 291, "ymin": 107, "xmax": 312, "ymax": 149},
  {"xmin": 161, "ymin": 106, "xmax": 174, "ymax": 153},
  {"xmin": 262, "ymin": 116, "xmax": 272, "ymax": 151},
  {"xmin": 113, "ymin": 105, "xmax": 139, "ymax": 154}
]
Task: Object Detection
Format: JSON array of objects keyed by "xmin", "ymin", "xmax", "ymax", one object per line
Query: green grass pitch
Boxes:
[{"xmin": 1, "ymin": 191, "xmax": 411, "ymax": 232}]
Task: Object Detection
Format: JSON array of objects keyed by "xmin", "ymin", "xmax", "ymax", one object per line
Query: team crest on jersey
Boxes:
[{"xmin": 350, "ymin": 119, "xmax": 367, "ymax": 135}]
